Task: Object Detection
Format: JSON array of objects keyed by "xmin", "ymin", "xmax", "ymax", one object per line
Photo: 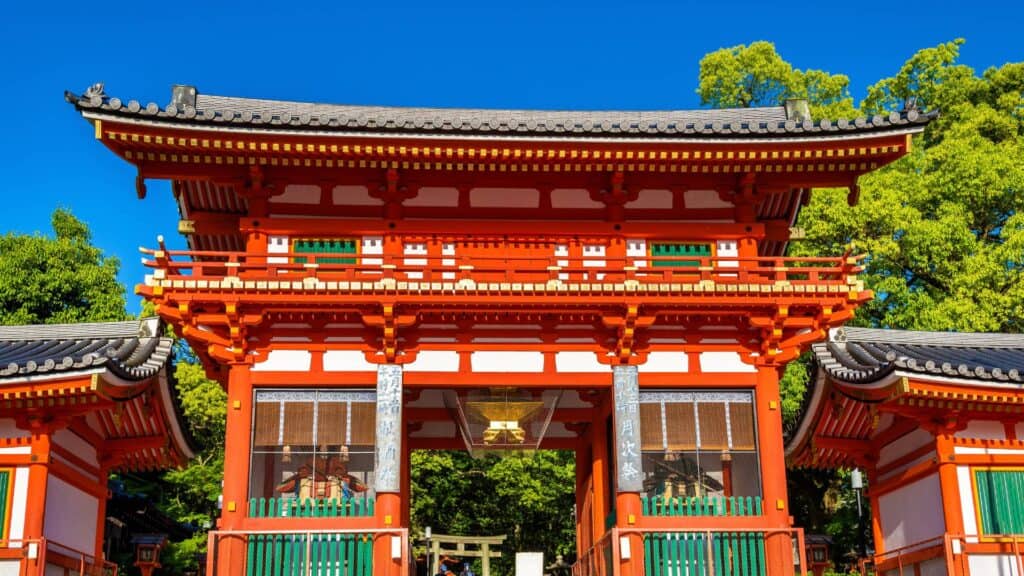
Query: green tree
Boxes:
[
  {"xmin": 157, "ymin": 361, "xmax": 227, "ymax": 571},
  {"xmin": 698, "ymin": 39, "xmax": 1023, "ymax": 566},
  {"xmin": 0, "ymin": 209, "xmax": 127, "ymax": 325},
  {"xmin": 697, "ymin": 41, "xmax": 857, "ymax": 119},
  {"xmin": 792, "ymin": 42, "xmax": 1024, "ymax": 333},
  {"xmin": 411, "ymin": 450, "xmax": 576, "ymax": 574}
]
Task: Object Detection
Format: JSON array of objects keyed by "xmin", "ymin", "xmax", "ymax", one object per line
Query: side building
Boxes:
[
  {"xmin": 0, "ymin": 318, "xmax": 196, "ymax": 576},
  {"xmin": 786, "ymin": 327, "xmax": 1024, "ymax": 576},
  {"xmin": 68, "ymin": 83, "xmax": 931, "ymax": 576}
]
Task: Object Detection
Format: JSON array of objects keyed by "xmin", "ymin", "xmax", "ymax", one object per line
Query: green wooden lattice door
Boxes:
[
  {"xmin": 0, "ymin": 470, "xmax": 9, "ymax": 539},
  {"xmin": 975, "ymin": 469, "xmax": 1024, "ymax": 534}
]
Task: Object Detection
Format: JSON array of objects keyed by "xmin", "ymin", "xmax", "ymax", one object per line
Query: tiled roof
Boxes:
[
  {"xmin": 813, "ymin": 327, "xmax": 1024, "ymax": 384},
  {"xmin": 0, "ymin": 317, "xmax": 173, "ymax": 382},
  {"xmin": 66, "ymin": 83, "xmax": 936, "ymax": 139}
]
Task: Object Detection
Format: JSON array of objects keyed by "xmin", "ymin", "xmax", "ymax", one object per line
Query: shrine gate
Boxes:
[{"xmin": 68, "ymin": 83, "xmax": 932, "ymax": 576}]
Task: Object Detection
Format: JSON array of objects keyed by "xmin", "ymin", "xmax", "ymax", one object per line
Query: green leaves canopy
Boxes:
[
  {"xmin": 0, "ymin": 209, "xmax": 127, "ymax": 325},
  {"xmin": 697, "ymin": 41, "xmax": 857, "ymax": 119}
]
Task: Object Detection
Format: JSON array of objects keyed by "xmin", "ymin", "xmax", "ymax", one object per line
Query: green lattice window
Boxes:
[
  {"xmin": 975, "ymin": 469, "xmax": 1024, "ymax": 534},
  {"xmin": 0, "ymin": 469, "xmax": 10, "ymax": 539},
  {"xmin": 650, "ymin": 243, "xmax": 711, "ymax": 267},
  {"xmin": 293, "ymin": 239, "xmax": 357, "ymax": 264}
]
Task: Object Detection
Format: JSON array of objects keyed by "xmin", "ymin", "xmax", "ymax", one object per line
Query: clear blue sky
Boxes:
[{"xmin": 1, "ymin": 1, "xmax": 1018, "ymax": 315}]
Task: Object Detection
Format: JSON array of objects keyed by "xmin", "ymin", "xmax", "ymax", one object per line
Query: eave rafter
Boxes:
[{"xmin": 96, "ymin": 119, "xmax": 912, "ymax": 180}]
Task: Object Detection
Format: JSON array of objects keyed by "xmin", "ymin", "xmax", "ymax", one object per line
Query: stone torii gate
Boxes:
[{"xmin": 424, "ymin": 534, "xmax": 506, "ymax": 576}]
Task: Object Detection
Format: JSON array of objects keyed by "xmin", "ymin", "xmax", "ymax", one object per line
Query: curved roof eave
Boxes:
[{"xmin": 67, "ymin": 84, "xmax": 937, "ymax": 143}]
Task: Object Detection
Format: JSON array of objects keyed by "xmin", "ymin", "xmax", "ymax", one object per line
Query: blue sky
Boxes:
[{"xmin": 1, "ymin": 1, "xmax": 1018, "ymax": 315}]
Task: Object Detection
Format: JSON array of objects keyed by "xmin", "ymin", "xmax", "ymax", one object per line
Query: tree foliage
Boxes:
[
  {"xmin": 792, "ymin": 40, "xmax": 1024, "ymax": 333},
  {"xmin": 703, "ymin": 39, "xmax": 1023, "ymax": 567},
  {"xmin": 411, "ymin": 450, "xmax": 576, "ymax": 573},
  {"xmin": 0, "ymin": 209, "xmax": 127, "ymax": 325},
  {"xmin": 697, "ymin": 41, "xmax": 857, "ymax": 119}
]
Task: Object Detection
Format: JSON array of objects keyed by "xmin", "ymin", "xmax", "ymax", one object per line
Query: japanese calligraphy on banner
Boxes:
[
  {"xmin": 613, "ymin": 365, "xmax": 643, "ymax": 493},
  {"xmin": 374, "ymin": 364, "xmax": 403, "ymax": 493}
]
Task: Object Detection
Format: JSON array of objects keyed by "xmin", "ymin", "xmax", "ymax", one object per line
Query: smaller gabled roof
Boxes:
[
  {"xmin": 0, "ymin": 317, "xmax": 198, "ymax": 466},
  {"xmin": 0, "ymin": 317, "xmax": 172, "ymax": 382},
  {"xmin": 812, "ymin": 327, "xmax": 1024, "ymax": 385}
]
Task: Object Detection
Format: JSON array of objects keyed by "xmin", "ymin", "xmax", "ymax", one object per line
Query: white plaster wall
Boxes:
[
  {"xmin": 274, "ymin": 184, "xmax": 321, "ymax": 204},
  {"xmin": 267, "ymin": 235, "xmax": 289, "ymax": 264},
  {"xmin": 470, "ymin": 188, "xmax": 538, "ymax": 208},
  {"xmin": 625, "ymin": 239, "xmax": 647, "ymax": 268},
  {"xmin": 699, "ymin": 351, "xmax": 755, "ymax": 373},
  {"xmin": 405, "ymin": 187, "xmax": 459, "ymax": 207},
  {"xmin": 52, "ymin": 430, "xmax": 97, "ymax": 468},
  {"xmin": 251, "ymin": 349, "xmax": 312, "ymax": 372},
  {"xmin": 956, "ymin": 420, "xmax": 1005, "ymax": 440},
  {"xmin": 0, "ymin": 560, "xmax": 20, "ymax": 576},
  {"xmin": 471, "ymin": 351, "xmax": 544, "ymax": 372},
  {"xmin": 878, "ymin": 428, "xmax": 935, "ymax": 468},
  {"xmin": 684, "ymin": 189, "xmax": 732, "ymax": 209},
  {"xmin": 554, "ymin": 352, "xmax": 607, "ymax": 373},
  {"xmin": 968, "ymin": 554, "xmax": 1020, "ymax": 576},
  {"xmin": 957, "ymin": 465, "xmax": 978, "ymax": 539},
  {"xmin": 954, "ymin": 446, "xmax": 1024, "ymax": 455},
  {"xmin": 361, "ymin": 236, "xmax": 383, "ymax": 267},
  {"xmin": 550, "ymin": 189, "xmax": 602, "ymax": 209},
  {"xmin": 625, "ymin": 189, "xmax": 673, "ymax": 209},
  {"xmin": 0, "ymin": 419, "xmax": 27, "ymax": 438},
  {"xmin": 404, "ymin": 351, "xmax": 460, "ymax": 373},
  {"xmin": 878, "ymin": 473, "xmax": 945, "ymax": 551},
  {"xmin": 322, "ymin": 351, "xmax": 376, "ymax": 372},
  {"xmin": 332, "ymin": 185, "xmax": 380, "ymax": 205},
  {"xmin": 640, "ymin": 352, "xmax": 690, "ymax": 373},
  {"xmin": 43, "ymin": 476, "xmax": 98, "ymax": 555},
  {"xmin": 0, "ymin": 446, "xmax": 30, "ymax": 455},
  {"xmin": 7, "ymin": 467, "xmax": 28, "ymax": 541}
]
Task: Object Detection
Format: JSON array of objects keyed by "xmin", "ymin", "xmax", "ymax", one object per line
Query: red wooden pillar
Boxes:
[
  {"xmin": 24, "ymin": 425, "xmax": 51, "ymax": 576},
  {"xmin": 755, "ymin": 365, "xmax": 795, "ymax": 575},
  {"xmin": 575, "ymin": 441, "xmax": 593, "ymax": 554},
  {"xmin": 217, "ymin": 363, "xmax": 253, "ymax": 576},
  {"xmin": 591, "ymin": 397, "xmax": 610, "ymax": 543},
  {"xmin": 935, "ymin": 433, "xmax": 964, "ymax": 537}
]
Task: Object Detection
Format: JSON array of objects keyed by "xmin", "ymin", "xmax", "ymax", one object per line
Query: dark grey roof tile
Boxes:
[
  {"xmin": 67, "ymin": 83, "xmax": 938, "ymax": 139},
  {"xmin": 813, "ymin": 327, "xmax": 1024, "ymax": 385},
  {"xmin": 0, "ymin": 317, "xmax": 174, "ymax": 383}
]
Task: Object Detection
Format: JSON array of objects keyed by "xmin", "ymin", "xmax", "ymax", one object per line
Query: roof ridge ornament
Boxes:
[
  {"xmin": 84, "ymin": 82, "xmax": 105, "ymax": 99},
  {"xmin": 170, "ymin": 84, "xmax": 197, "ymax": 110}
]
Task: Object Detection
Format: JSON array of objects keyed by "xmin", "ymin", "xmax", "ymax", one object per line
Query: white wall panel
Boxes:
[
  {"xmin": 956, "ymin": 420, "xmax": 1005, "ymax": 440},
  {"xmin": 252, "ymin": 349, "xmax": 312, "ymax": 372},
  {"xmin": 878, "ymin": 473, "xmax": 944, "ymax": 551},
  {"xmin": 7, "ymin": 467, "xmax": 28, "ymax": 541},
  {"xmin": 43, "ymin": 476, "xmax": 97, "ymax": 555},
  {"xmin": 878, "ymin": 428, "xmax": 934, "ymax": 468}
]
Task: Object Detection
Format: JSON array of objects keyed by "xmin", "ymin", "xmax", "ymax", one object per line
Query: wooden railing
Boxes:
[
  {"xmin": 208, "ymin": 528, "xmax": 406, "ymax": 576},
  {"xmin": 870, "ymin": 533, "xmax": 1024, "ymax": 575},
  {"xmin": 248, "ymin": 497, "xmax": 375, "ymax": 518},
  {"xmin": 141, "ymin": 245, "xmax": 863, "ymax": 289},
  {"xmin": 572, "ymin": 527, "xmax": 806, "ymax": 576},
  {"xmin": 0, "ymin": 539, "xmax": 118, "ymax": 576},
  {"xmin": 642, "ymin": 496, "xmax": 763, "ymax": 518}
]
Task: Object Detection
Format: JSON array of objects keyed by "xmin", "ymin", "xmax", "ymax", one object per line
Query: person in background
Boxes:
[{"xmin": 460, "ymin": 562, "xmax": 475, "ymax": 576}]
